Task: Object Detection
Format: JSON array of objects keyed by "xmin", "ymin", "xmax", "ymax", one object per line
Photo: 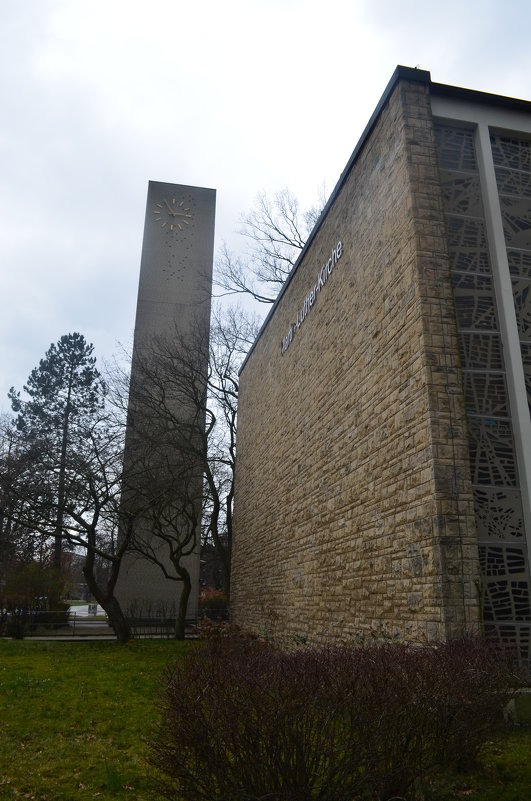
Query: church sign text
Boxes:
[{"xmin": 281, "ymin": 239, "xmax": 343, "ymax": 355}]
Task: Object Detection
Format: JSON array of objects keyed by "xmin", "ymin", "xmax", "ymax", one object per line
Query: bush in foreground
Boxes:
[{"xmin": 149, "ymin": 633, "xmax": 520, "ymax": 801}]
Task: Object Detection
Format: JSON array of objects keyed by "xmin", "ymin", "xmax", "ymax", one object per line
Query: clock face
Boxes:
[{"xmin": 153, "ymin": 194, "xmax": 194, "ymax": 234}]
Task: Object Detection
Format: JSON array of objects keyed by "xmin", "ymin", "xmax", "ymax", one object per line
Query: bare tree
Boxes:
[
  {"xmin": 204, "ymin": 306, "xmax": 260, "ymax": 598},
  {"xmin": 115, "ymin": 306, "xmax": 259, "ymax": 635},
  {"xmin": 215, "ymin": 187, "xmax": 326, "ymax": 304},
  {"xmin": 0, "ymin": 406, "xmax": 136, "ymax": 642},
  {"xmin": 116, "ymin": 322, "xmax": 211, "ymax": 639},
  {"xmin": 0, "ymin": 307, "xmax": 258, "ymax": 642},
  {"xmin": 1, "ymin": 341, "xmax": 139, "ymax": 644}
]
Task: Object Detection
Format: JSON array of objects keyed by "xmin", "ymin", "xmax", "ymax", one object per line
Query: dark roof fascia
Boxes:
[
  {"xmin": 238, "ymin": 66, "xmax": 430, "ymax": 376},
  {"xmin": 430, "ymin": 80, "xmax": 531, "ymax": 114}
]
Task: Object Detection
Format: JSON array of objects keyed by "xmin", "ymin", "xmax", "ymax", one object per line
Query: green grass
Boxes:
[
  {"xmin": 0, "ymin": 639, "xmax": 529, "ymax": 801},
  {"xmin": 421, "ymin": 729, "xmax": 531, "ymax": 800},
  {"xmin": 0, "ymin": 639, "xmax": 190, "ymax": 800},
  {"xmin": 514, "ymin": 692, "xmax": 531, "ymax": 725}
]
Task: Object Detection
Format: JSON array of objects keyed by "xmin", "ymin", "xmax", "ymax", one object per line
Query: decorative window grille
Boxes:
[{"xmin": 435, "ymin": 124, "xmax": 531, "ymax": 670}]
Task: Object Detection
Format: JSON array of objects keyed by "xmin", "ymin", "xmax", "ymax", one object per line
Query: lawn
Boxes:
[
  {"xmin": 0, "ymin": 639, "xmax": 190, "ymax": 800},
  {"xmin": 0, "ymin": 639, "xmax": 529, "ymax": 801}
]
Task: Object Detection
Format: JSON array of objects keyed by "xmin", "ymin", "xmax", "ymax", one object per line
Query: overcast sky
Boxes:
[{"xmin": 1, "ymin": 0, "xmax": 531, "ymax": 412}]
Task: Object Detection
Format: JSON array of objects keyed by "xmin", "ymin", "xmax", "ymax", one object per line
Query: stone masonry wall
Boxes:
[{"xmin": 231, "ymin": 79, "xmax": 481, "ymax": 644}]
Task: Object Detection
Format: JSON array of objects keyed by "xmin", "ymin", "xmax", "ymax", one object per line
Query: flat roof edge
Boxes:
[{"xmin": 238, "ymin": 66, "xmax": 530, "ymax": 375}]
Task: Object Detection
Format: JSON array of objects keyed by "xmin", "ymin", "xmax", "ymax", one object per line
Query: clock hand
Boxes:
[{"xmin": 165, "ymin": 205, "xmax": 188, "ymax": 218}]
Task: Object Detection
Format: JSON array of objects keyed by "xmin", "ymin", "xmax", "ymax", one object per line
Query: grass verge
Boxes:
[{"xmin": 0, "ymin": 639, "xmax": 189, "ymax": 800}]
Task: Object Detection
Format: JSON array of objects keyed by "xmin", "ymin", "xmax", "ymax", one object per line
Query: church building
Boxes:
[{"xmin": 231, "ymin": 66, "xmax": 531, "ymax": 670}]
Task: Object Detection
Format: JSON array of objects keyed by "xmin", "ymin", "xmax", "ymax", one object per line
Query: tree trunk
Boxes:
[
  {"xmin": 102, "ymin": 595, "xmax": 132, "ymax": 645},
  {"xmin": 82, "ymin": 564, "xmax": 132, "ymax": 644},
  {"xmin": 205, "ymin": 464, "xmax": 231, "ymax": 602},
  {"xmin": 53, "ymin": 379, "xmax": 73, "ymax": 573},
  {"xmin": 82, "ymin": 538, "xmax": 132, "ymax": 644},
  {"xmin": 175, "ymin": 574, "xmax": 191, "ymax": 640}
]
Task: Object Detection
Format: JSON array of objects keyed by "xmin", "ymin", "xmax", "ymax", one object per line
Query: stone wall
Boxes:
[{"xmin": 231, "ymin": 78, "xmax": 480, "ymax": 644}]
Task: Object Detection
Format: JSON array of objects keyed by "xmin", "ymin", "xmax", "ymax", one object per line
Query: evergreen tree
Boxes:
[{"xmin": 8, "ymin": 333, "xmax": 105, "ymax": 571}]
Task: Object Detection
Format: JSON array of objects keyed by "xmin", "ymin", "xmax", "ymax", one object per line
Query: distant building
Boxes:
[
  {"xmin": 231, "ymin": 67, "xmax": 531, "ymax": 670},
  {"xmin": 116, "ymin": 181, "xmax": 216, "ymax": 623}
]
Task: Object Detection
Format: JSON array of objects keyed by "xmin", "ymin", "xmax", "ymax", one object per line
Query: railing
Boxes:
[
  {"xmin": 1, "ymin": 610, "xmax": 113, "ymax": 639},
  {"xmin": 127, "ymin": 616, "xmax": 197, "ymax": 639},
  {"xmin": 1, "ymin": 610, "xmax": 198, "ymax": 639}
]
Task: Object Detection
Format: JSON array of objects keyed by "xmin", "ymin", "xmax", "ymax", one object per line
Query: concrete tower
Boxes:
[{"xmin": 116, "ymin": 181, "xmax": 216, "ymax": 623}]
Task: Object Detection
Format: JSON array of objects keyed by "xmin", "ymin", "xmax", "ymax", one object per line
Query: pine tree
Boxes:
[{"xmin": 8, "ymin": 333, "xmax": 105, "ymax": 571}]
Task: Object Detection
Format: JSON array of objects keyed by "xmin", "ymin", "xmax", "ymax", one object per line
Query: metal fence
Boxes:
[
  {"xmin": 0, "ymin": 609, "xmax": 113, "ymax": 638},
  {"xmin": 127, "ymin": 617, "xmax": 198, "ymax": 639},
  {"xmin": 1, "ymin": 610, "xmax": 198, "ymax": 639}
]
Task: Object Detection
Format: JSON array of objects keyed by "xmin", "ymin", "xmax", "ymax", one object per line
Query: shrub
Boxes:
[
  {"xmin": 198, "ymin": 587, "xmax": 229, "ymax": 621},
  {"xmin": 0, "ymin": 562, "xmax": 70, "ymax": 637},
  {"xmin": 5, "ymin": 611, "xmax": 27, "ymax": 639},
  {"xmin": 149, "ymin": 634, "xmax": 520, "ymax": 801},
  {"xmin": 193, "ymin": 618, "xmax": 253, "ymax": 641}
]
